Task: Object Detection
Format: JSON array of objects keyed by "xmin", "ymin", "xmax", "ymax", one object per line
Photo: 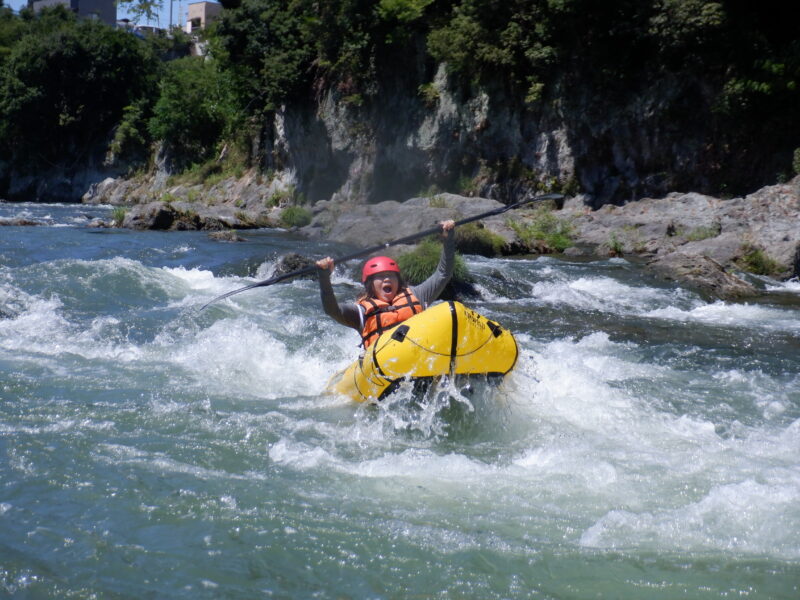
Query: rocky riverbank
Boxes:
[
  {"xmin": 296, "ymin": 182, "xmax": 799, "ymax": 300},
  {"xmin": 77, "ymin": 174, "xmax": 800, "ymax": 300}
]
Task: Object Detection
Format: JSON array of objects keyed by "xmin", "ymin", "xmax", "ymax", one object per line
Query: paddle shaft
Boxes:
[{"xmin": 200, "ymin": 192, "xmax": 564, "ymax": 309}]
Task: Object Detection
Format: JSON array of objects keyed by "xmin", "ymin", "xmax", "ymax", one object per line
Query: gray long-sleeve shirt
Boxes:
[{"xmin": 317, "ymin": 229, "xmax": 456, "ymax": 332}]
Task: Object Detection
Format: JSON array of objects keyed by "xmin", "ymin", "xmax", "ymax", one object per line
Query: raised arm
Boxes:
[
  {"xmin": 316, "ymin": 257, "xmax": 362, "ymax": 329},
  {"xmin": 409, "ymin": 220, "xmax": 456, "ymax": 307}
]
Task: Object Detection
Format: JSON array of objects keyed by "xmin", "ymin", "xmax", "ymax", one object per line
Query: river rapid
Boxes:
[{"xmin": 1, "ymin": 202, "xmax": 799, "ymax": 599}]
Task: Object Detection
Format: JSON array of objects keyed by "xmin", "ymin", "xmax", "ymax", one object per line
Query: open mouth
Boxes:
[{"xmin": 382, "ymin": 284, "xmax": 394, "ymax": 294}]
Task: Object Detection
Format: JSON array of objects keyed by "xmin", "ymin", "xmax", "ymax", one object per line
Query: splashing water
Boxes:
[{"xmin": 1, "ymin": 203, "xmax": 799, "ymax": 598}]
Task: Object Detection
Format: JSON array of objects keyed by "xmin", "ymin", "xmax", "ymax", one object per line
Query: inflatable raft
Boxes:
[{"xmin": 327, "ymin": 301, "xmax": 518, "ymax": 403}]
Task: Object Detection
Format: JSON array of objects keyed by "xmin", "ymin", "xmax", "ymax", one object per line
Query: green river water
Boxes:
[{"xmin": 1, "ymin": 202, "xmax": 799, "ymax": 598}]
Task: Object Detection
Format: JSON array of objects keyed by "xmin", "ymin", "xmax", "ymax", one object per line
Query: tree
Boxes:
[
  {"xmin": 148, "ymin": 56, "xmax": 238, "ymax": 165},
  {"xmin": 0, "ymin": 9, "xmax": 158, "ymax": 170}
]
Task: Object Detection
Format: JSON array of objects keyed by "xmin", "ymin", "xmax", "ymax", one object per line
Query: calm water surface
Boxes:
[{"xmin": 1, "ymin": 202, "xmax": 799, "ymax": 598}]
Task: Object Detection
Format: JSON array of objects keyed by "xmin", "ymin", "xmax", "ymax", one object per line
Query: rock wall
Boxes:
[
  {"xmin": 258, "ymin": 64, "xmax": 786, "ymax": 209},
  {"xmin": 24, "ymin": 61, "xmax": 791, "ymax": 208},
  {"xmin": 268, "ymin": 64, "xmax": 576, "ymax": 207}
]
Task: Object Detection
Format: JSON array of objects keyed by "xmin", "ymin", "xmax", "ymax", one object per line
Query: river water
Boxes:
[{"xmin": 1, "ymin": 202, "xmax": 799, "ymax": 598}]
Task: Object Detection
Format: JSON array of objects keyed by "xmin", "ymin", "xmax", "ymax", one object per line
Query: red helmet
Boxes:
[{"xmin": 361, "ymin": 256, "xmax": 400, "ymax": 283}]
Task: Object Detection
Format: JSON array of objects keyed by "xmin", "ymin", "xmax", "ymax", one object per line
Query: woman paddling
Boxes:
[{"xmin": 316, "ymin": 220, "xmax": 455, "ymax": 348}]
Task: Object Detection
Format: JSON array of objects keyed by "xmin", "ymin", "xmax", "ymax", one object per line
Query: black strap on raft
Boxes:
[
  {"xmin": 391, "ymin": 325, "xmax": 410, "ymax": 343},
  {"xmin": 486, "ymin": 320, "xmax": 503, "ymax": 338},
  {"xmin": 448, "ymin": 301, "xmax": 459, "ymax": 376}
]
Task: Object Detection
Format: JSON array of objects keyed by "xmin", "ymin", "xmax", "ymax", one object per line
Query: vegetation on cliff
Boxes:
[{"xmin": 1, "ymin": 1, "xmax": 798, "ymax": 202}]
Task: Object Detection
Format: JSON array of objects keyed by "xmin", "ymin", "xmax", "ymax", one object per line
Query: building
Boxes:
[
  {"xmin": 184, "ymin": 1, "xmax": 221, "ymax": 34},
  {"xmin": 30, "ymin": 0, "xmax": 116, "ymax": 26}
]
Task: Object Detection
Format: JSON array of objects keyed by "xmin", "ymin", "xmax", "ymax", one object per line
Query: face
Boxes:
[{"xmin": 369, "ymin": 272, "xmax": 400, "ymax": 302}]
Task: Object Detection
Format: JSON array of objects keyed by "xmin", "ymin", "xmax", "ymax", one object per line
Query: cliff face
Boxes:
[
  {"xmin": 265, "ymin": 64, "xmax": 575, "ymax": 207},
  {"xmin": 260, "ymin": 64, "xmax": 789, "ymax": 209},
  {"xmin": 13, "ymin": 64, "xmax": 791, "ymax": 207}
]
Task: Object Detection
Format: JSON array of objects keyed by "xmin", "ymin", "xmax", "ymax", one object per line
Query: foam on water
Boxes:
[
  {"xmin": 530, "ymin": 275, "xmax": 693, "ymax": 313},
  {"xmin": 765, "ymin": 276, "xmax": 800, "ymax": 293},
  {"xmin": 162, "ymin": 316, "xmax": 344, "ymax": 399},
  {"xmin": 257, "ymin": 326, "xmax": 800, "ymax": 561},
  {"xmin": 2, "ymin": 214, "xmax": 800, "ymax": 597},
  {"xmin": 646, "ymin": 300, "xmax": 800, "ymax": 332}
]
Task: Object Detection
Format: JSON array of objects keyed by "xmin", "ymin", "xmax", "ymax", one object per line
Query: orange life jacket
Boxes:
[{"xmin": 357, "ymin": 289, "xmax": 423, "ymax": 348}]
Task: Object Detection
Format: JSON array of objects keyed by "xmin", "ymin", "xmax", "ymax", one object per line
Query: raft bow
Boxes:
[{"xmin": 327, "ymin": 301, "xmax": 518, "ymax": 402}]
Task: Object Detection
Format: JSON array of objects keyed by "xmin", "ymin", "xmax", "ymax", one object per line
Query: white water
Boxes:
[{"xmin": 1, "ymin": 205, "xmax": 798, "ymax": 598}]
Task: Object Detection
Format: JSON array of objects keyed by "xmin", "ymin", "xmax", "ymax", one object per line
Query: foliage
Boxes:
[
  {"xmin": 397, "ymin": 238, "xmax": 470, "ymax": 285},
  {"xmin": 418, "ymin": 82, "xmax": 439, "ymax": 107},
  {"xmin": 685, "ymin": 223, "xmax": 721, "ymax": 242},
  {"xmin": 427, "ymin": 0, "xmax": 562, "ymax": 102},
  {"xmin": 508, "ymin": 207, "xmax": 573, "ymax": 252},
  {"xmin": 0, "ymin": 6, "xmax": 26, "ymax": 67},
  {"xmin": 0, "ymin": 8, "xmax": 159, "ymax": 170},
  {"xmin": 141, "ymin": 26, "xmax": 192, "ymax": 61},
  {"xmin": 3, "ymin": 0, "xmax": 800, "ymax": 198},
  {"xmin": 268, "ymin": 185, "xmax": 296, "ymax": 207},
  {"xmin": 111, "ymin": 206, "xmax": 127, "ymax": 226},
  {"xmin": 212, "ymin": 0, "xmax": 316, "ymax": 112},
  {"xmin": 280, "ymin": 205, "xmax": 312, "ymax": 228},
  {"xmin": 737, "ymin": 245, "xmax": 783, "ymax": 276},
  {"xmin": 607, "ymin": 232, "xmax": 624, "ymax": 257},
  {"xmin": 149, "ymin": 56, "xmax": 239, "ymax": 166},
  {"xmin": 107, "ymin": 100, "xmax": 150, "ymax": 164},
  {"xmin": 165, "ymin": 152, "xmax": 246, "ymax": 188},
  {"xmin": 454, "ymin": 223, "xmax": 505, "ymax": 256},
  {"xmin": 117, "ymin": 0, "xmax": 163, "ymax": 24}
]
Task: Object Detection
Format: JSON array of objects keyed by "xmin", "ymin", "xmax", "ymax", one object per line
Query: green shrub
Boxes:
[
  {"xmin": 608, "ymin": 232, "xmax": 624, "ymax": 257},
  {"xmin": 457, "ymin": 174, "xmax": 479, "ymax": 197},
  {"xmin": 685, "ymin": 223, "xmax": 722, "ymax": 241},
  {"xmin": 268, "ymin": 185, "xmax": 296, "ymax": 207},
  {"xmin": 107, "ymin": 100, "xmax": 149, "ymax": 163},
  {"xmin": 418, "ymin": 82, "xmax": 440, "ymax": 107},
  {"xmin": 397, "ymin": 238, "xmax": 470, "ymax": 285},
  {"xmin": 148, "ymin": 56, "xmax": 240, "ymax": 166},
  {"xmin": 507, "ymin": 207, "xmax": 573, "ymax": 252},
  {"xmin": 737, "ymin": 245, "xmax": 782, "ymax": 276},
  {"xmin": 111, "ymin": 206, "xmax": 127, "ymax": 226},
  {"xmin": 455, "ymin": 223, "xmax": 505, "ymax": 256},
  {"xmin": 280, "ymin": 205, "xmax": 312, "ymax": 228}
]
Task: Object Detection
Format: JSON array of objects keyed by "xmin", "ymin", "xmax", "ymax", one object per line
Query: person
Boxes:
[{"xmin": 316, "ymin": 220, "xmax": 456, "ymax": 348}]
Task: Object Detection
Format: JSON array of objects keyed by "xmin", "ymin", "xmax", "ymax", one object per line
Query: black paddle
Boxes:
[{"xmin": 199, "ymin": 192, "xmax": 564, "ymax": 310}]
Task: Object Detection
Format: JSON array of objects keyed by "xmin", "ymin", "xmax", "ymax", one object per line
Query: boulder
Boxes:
[
  {"xmin": 0, "ymin": 218, "xmax": 41, "ymax": 227},
  {"xmin": 303, "ymin": 193, "xmax": 505, "ymax": 246},
  {"xmin": 122, "ymin": 202, "xmax": 177, "ymax": 230},
  {"xmin": 648, "ymin": 253, "xmax": 757, "ymax": 300},
  {"xmin": 121, "ymin": 201, "xmax": 275, "ymax": 231},
  {"xmin": 271, "ymin": 253, "xmax": 316, "ymax": 280},
  {"xmin": 208, "ymin": 230, "xmax": 246, "ymax": 242}
]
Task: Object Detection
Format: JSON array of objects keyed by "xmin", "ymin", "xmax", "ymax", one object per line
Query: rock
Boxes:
[
  {"xmin": 297, "ymin": 180, "xmax": 799, "ymax": 300},
  {"xmin": 304, "ymin": 193, "xmax": 506, "ymax": 246},
  {"xmin": 562, "ymin": 246, "xmax": 588, "ymax": 257},
  {"xmin": 208, "ymin": 230, "xmax": 246, "ymax": 242},
  {"xmin": 0, "ymin": 218, "xmax": 41, "ymax": 226},
  {"xmin": 567, "ymin": 178, "xmax": 800, "ymax": 283},
  {"xmin": 648, "ymin": 253, "xmax": 757, "ymax": 300},
  {"xmin": 121, "ymin": 200, "xmax": 275, "ymax": 231},
  {"xmin": 271, "ymin": 253, "xmax": 316, "ymax": 280},
  {"xmin": 123, "ymin": 202, "xmax": 177, "ymax": 230}
]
